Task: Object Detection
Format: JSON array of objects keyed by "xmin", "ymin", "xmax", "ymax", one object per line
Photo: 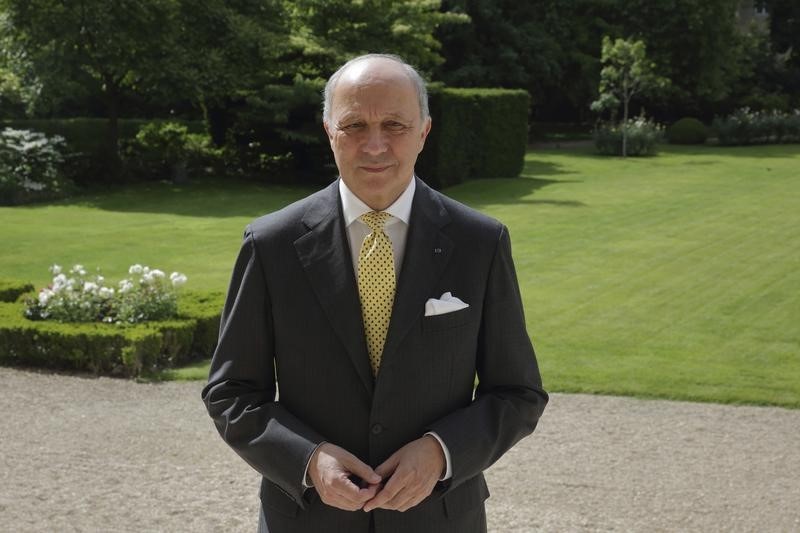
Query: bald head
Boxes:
[{"xmin": 323, "ymin": 54, "xmax": 429, "ymax": 124}]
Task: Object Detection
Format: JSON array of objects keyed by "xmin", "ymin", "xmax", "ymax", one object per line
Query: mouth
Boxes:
[{"xmin": 360, "ymin": 164, "xmax": 393, "ymax": 174}]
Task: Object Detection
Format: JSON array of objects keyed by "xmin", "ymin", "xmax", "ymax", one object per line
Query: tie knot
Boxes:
[{"xmin": 360, "ymin": 211, "xmax": 391, "ymax": 232}]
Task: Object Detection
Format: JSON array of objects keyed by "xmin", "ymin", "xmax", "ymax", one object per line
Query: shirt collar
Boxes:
[{"xmin": 339, "ymin": 177, "xmax": 416, "ymax": 227}]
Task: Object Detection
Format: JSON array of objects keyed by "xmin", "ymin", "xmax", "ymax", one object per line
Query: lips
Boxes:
[{"xmin": 360, "ymin": 164, "xmax": 392, "ymax": 173}]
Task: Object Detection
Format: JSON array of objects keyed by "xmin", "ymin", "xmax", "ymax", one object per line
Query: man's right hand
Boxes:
[{"xmin": 308, "ymin": 443, "xmax": 382, "ymax": 511}]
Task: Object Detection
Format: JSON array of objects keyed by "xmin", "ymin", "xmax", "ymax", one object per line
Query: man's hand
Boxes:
[
  {"xmin": 308, "ymin": 443, "xmax": 382, "ymax": 511},
  {"xmin": 363, "ymin": 435, "xmax": 445, "ymax": 513}
]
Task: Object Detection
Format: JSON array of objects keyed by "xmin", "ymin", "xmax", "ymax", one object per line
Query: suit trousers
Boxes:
[{"xmin": 257, "ymin": 504, "xmax": 487, "ymax": 533}]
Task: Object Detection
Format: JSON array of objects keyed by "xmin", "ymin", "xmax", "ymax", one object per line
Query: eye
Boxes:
[
  {"xmin": 384, "ymin": 121, "xmax": 409, "ymax": 132},
  {"xmin": 339, "ymin": 122, "xmax": 365, "ymax": 132}
]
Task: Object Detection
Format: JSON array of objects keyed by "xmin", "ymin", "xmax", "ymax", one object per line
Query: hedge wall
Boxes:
[
  {"xmin": 0, "ymin": 279, "xmax": 34, "ymax": 303},
  {"xmin": 0, "ymin": 290, "xmax": 222, "ymax": 377},
  {"xmin": 417, "ymin": 88, "xmax": 530, "ymax": 189}
]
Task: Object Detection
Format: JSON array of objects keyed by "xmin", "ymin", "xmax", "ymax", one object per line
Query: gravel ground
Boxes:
[{"xmin": 1, "ymin": 367, "xmax": 798, "ymax": 532}]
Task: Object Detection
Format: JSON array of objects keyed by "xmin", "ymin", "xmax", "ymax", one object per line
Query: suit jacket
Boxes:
[{"xmin": 202, "ymin": 177, "xmax": 548, "ymax": 533}]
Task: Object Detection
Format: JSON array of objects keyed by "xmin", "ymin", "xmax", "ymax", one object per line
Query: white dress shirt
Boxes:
[{"xmin": 301, "ymin": 177, "xmax": 453, "ymax": 488}]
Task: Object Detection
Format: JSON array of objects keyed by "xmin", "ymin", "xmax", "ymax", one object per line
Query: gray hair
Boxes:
[{"xmin": 322, "ymin": 53, "xmax": 429, "ymax": 123}]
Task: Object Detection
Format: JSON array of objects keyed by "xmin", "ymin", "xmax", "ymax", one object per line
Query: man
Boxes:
[{"xmin": 202, "ymin": 54, "xmax": 547, "ymax": 533}]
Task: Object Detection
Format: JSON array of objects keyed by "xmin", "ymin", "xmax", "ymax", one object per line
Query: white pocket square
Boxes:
[{"xmin": 425, "ymin": 292, "xmax": 469, "ymax": 316}]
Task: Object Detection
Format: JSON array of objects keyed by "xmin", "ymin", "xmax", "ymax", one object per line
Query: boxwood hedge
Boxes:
[
  {"xmin": 0, "ymin": 290, "xmax": 222, "ymax": 377},
  {"xmin": 416, "ymin": 88, "xmax": 530, "ymax": 189}
]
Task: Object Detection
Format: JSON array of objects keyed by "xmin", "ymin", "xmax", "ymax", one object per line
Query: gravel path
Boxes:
[{"xmin": 1, "ymin": 367, "xmax": 798, "ymax": 532}]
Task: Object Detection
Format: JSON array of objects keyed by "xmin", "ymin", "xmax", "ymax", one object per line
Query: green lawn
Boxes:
[{"xmin": 2, "ymin": 144, "xmax": 799, "ymax": 407}]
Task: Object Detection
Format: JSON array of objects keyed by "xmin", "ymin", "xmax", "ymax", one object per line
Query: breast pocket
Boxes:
[{"xmin": 422, "ymin": 306, "xmax": 475, "ymax": 333}]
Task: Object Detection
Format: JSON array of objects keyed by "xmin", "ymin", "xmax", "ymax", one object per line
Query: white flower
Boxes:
[
  {"xmin": 53, "ymin": 273, "xmax": 68, "ymax": 289},
  {"xmin": 150, "ymin": 269, "xmax": 165, "ymax": 279},
  {"xmin": 98, "ymin": 287, "xmax": 115, "ymax": 298},
  {"xmin": 83, "ymin": 282, "xmax": 98, "ymax": 293},
  {"xmin": 129, "ymin": 264, "xmax": 143, "ymax": 275},
  {"xmin": 49, "ymin": 264, "xmax": 62, "ymax": 275},
  {"xmin": 170, "ymin": 272, "xmax": 187, "ymax": 287},
  {"xmin": 96, "ymin": 275, "xmax": 104, "ymax": 284},
  {"xmin": 38, "ymin": 289, "xmax": 53, "ymax": 305},
  {"xmin": 119, "ymin": 279, "xmax": 134, "ymax": 293}
]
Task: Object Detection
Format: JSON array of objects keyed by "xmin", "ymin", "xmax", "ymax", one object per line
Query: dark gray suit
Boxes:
[{"xmin": 202, "ymin": 177, "xmax": 547, "ymax": 533}]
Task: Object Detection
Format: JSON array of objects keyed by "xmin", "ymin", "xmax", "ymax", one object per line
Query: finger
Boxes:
[
  {"xmin": 374, "ymin": 453, "xmax": 400, "ymax": 480},
  {"xmin": 340, "ymin": 454, "xmax": 382, "ymax": 485},
  {"xmin": 363, "ymin": 471, "xmax": 407, "ymax": 512}
]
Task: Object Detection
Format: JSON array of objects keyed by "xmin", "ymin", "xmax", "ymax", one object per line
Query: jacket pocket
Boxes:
[
  {"xmin": 443, "ymin": 474, "xmax": 490, "ymax": 518},
  {"xmin": 422, "ymin": 306, "xmax": 475, "ymax": 333},
  {"xmin": 260, "ymin": 478, "xmax": 299, "ymax": 518}
]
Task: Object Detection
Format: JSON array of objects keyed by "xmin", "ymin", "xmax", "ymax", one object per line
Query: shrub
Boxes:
[
  {"xmin": 0, "ymin": 127, "xmax": 74, "ymax": 205},
  {"xmin": 0, "ymin": 118, "xmax": 205, "ymax": 184},
  {"xmin": 593, "ymin": 116, "xmax": 665, "ymax": 156},
  {"xmin": 0, "ymin": 279, "xmax": 34, "ymax": 302},
  {"xmin": 0, "ymin": 290, "xmax": 222, "ymax": 376},
  {"xmin": 713, "ymin": 108, "xmax": 800, "ymax": 145},
  {"xmin": 668, "ymin": 118, "xmax": 708, "ymax": 145},
  {"xmin": 25, "ymin": 263, "xmax": 188, "ymax": 324},
  {"xmin": 207, "ymin": 77, "xmax": 332, "ymax": 184},
  {"xmin": 417, "ymin": 88, "xmax": 530, "ymax": 189},
  {"xmin": 122, "ymin": 122, "xmax": 220, "ymax": 182}
]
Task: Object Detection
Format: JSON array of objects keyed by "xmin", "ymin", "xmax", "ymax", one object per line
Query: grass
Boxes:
[{"xmin": 1, "ymin": 144, "xmax": 798, "ymax": 407}]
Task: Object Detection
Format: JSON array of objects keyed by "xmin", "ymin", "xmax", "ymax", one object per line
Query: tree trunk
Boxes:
[
  {"xmin": 104, "ymin": 79, "xmax": 122, "ymax": 180},
  {"xmin": 622, "ymin": 97, "xmax": 629, "ymax": 158}
]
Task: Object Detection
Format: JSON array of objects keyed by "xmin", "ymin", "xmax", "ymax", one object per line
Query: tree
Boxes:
[
  {"xmin": 286, "ymin": 0, "xmax": 468, "ymax": 77},
  {"xmin": 0, "ymin": 0, "xmax": 290, "ymax": 169},
  {"xmin": 435, "ymin": 0, "xmax": 620, "ymax": 122},
  {"xmin": 613, "ymin": 0, "xmax": 742, "ymax": 116},
  {"xmin": 590, "ymin": 36, "xmax": 668, "ymax": 157}
]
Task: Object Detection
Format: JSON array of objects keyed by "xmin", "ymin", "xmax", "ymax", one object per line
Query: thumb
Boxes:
[
  {"xmin": 341, "ymin": 453, "xmax": 381, "ymax": 485},
  {"xmin": 374, "ymin": 452, "xmax": 400, "ymax": 479}
]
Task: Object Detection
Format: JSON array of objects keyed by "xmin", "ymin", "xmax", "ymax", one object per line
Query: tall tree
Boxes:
[
  {"xmin": 435, "ymin": 0, "xmax": 620, "ymax": 122},
  {"xmin": 614, "ymin": 0, "xmax": 742, "ymax": 116},
  {"xmin": 0, "ymin": 0, "xmax": 290, "ymax": 165},
  {"xmin": 286, "ymin": 0, "xmax": 468, "ymax": 77}
]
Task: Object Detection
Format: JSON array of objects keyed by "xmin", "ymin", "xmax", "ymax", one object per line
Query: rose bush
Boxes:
[{"xmin": 26, "ymin": 264, "xmax": 188, "ymax": 324}]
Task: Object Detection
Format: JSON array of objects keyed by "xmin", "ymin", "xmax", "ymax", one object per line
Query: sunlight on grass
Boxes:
[{"xmin": 3, "ymin": 146, "xmax": 799, "ymax": 406}]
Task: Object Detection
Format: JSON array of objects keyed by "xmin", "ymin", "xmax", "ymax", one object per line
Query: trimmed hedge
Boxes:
[
  {"xmin": 417, "ymin": 88, "xmax": 530, "ymax": 189},
  {"xmin": 0, "ymin": 290, "xmax": 222, "ymax": 377},
  {"xmin": 0, "ymin": 279, "xmax": 34, "ymax": 303}
]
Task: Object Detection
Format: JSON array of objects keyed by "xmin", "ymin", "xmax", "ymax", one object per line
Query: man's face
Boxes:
[{"xmin": 324, "ymin": 59, "xmax": 431, "ymax": 211}]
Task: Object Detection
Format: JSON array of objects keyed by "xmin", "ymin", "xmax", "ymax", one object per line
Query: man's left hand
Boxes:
[{"xmin": 363, "ymin": 435, "xmax": 445, "ymax": 513}]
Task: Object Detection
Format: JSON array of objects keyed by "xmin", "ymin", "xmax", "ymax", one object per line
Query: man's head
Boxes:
[{"xmin": 323, "ymin": 54, "xmax": 432, "ymax": 211}]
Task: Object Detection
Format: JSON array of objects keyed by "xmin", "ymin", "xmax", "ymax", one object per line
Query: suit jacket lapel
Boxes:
[
  {"xmin": 380, "ymin": 178, "xmax": 453, "ymax": 373},
  {"xmin": 294, "ymin": 181, "xmax": 374, "ymax": 396}
]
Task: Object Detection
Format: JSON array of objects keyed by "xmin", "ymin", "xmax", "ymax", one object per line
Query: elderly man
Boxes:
[{"xmin": 202, "ymin": 53, "xmax": 548, "ymax": 533}]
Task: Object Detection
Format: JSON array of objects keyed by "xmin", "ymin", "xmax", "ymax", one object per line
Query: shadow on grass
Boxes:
[
  {"xmin": 447, "ymin": 158, "xmax": 586, "ymax": 209},
  {"xmin": 39, "ymin": 177, "xmax": 320, "ymax": 218}
]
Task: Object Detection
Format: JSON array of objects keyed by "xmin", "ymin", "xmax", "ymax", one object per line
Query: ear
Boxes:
[{"xmin": 417, "ymin": 117, "xmax": 432, "ymax": 152}]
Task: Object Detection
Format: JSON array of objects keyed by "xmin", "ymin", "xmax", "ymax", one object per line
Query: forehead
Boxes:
[{"xmin": 331, "ymin": 60, "xmax": 420, "ymax": 119}]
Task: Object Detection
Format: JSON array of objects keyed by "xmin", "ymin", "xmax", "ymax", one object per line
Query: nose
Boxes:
[{"xmin": 362, "ymin": 127, "xmax": 388, "ymax": 156}]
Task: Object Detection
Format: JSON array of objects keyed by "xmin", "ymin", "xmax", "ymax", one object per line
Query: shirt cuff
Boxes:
[
  {"xmin": 424, "ymin": 431, "xmax": 453, "ymax": 480},
  {"xmin": 302, "ymin": 441, "xmax": 327, "ymax": 488}
]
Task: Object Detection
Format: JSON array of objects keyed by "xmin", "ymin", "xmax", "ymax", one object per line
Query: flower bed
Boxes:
[{"xmin": 0, "ymin": 290, "xmax": 222, "ymax": 377}]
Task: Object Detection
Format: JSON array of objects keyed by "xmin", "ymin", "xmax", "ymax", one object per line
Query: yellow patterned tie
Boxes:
[{"xmin": 358, "ymin": 211, "xmax": 396, "ymax": 377}]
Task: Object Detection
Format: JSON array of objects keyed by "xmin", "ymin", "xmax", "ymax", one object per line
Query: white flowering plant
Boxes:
[
  {"xmin": 25, "ymin": 264, "xmax": 188, "ymax": 324},
  {"xmin": 0, "ymin": 127, "xmax": 72, "ymax": 205}
]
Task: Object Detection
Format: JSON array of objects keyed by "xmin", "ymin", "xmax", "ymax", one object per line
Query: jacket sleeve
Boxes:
[
  {"xmin": 427, "ymin": 225, "xmax": 548, "ymax": 490},
  {"xmin": 201, "ymin": 226, "xmax": 324, "ymax": 506}
]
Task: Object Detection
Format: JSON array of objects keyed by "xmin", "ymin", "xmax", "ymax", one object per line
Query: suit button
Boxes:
[{"xmin": 371, "ymin": 423, "xmax": 383, "ymax": 435}]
